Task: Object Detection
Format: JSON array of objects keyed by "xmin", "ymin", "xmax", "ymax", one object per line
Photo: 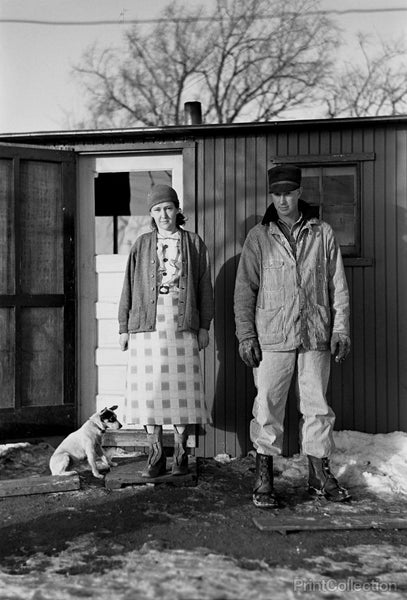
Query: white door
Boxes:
[{"xmin": 78, "ymin": 154, "xmax": 183, "ymax": 424}]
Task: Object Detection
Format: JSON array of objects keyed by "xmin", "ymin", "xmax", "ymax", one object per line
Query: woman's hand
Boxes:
[
  {"xmin": 119, "ymin": 333, "xmax": 129, "ymax": 351},
  {"xmin": 198, "ymin": 328, "xmax": 209, "ymax": 350}
]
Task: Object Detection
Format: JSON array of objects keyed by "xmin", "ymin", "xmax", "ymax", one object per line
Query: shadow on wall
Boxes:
[{"xmin": 211, "ymin": 214, "xmax": 300, "ymax": 458}]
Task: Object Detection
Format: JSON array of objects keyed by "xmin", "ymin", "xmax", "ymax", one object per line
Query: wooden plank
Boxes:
[
  {"xmin": 253, "ymin": 513, "xmax": 407, "ymax": 535},
  {"xmin": 78, "ymin": 156, "xmax": 98, "ymax": 424},
  {"xmin": 95, "ymin": 254, "xmax": 128, "ymax": 272},
  {"xmin": 275, "ymin": 153, "xmax": 376, "ymax": 163},
  {"xmin": 0, "ymin": 474, "xmax": 80, "ymax": 497},
  {"xmin": 102, "ymin": 428, "xmax": 197, "ymax": 448},
  {"xmin": 104, "ymin": 456, "xmax": 197, "ymax": 489}
]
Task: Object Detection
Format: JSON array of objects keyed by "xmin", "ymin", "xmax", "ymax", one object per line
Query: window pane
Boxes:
[
  {"xmin": 21, "ymin": 307, "xmax": 63, "ymax": 407},
  {"xmin": 117, "ymin": 215, "xmax": 151, "ymax": 255},
  {"xmin": 302, "ymin": 164, "xmax": 358, "ymax": 255},
  {"xmin": 20, "ymin": 161, "xmax": 64, "ymax": 294},
  {"xmin": 95, "ymin": 217, "xmax": 114, "ymax": 254},
  {"xmin": 301, "ymin": 174, "xmax": 320, "ymax": 205},
  {"xmin": 0, "ymin": 308, "xmax": 15, "ymax": 408},
  {"xmin": 0, "ymin": 159, "xmax": 14, "ymax": 294},
  {"xmin": 95, "ymin": 170, "xmax": 172, "ymax": 254},
  {"xmin": 323, "ymin": 205, "xmax": 355, "ymax": 247},
  {"xmin": 322, "ymin": 166, "xmax": 356, "ymax": 205}
]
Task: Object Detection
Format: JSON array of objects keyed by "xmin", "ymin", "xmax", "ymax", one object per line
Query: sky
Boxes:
[{"xmin": 0, "ymin": 0, "xmax": 407, "ymax": 134}]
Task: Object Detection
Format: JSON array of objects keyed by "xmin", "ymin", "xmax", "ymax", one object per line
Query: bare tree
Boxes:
[
  {"xmin": 324, "ymin": 34, "xmax": 407, "ymax": 118},
  {"xmin": 72, "ymin": 0, "xmax": 339, "ymax": 127}
]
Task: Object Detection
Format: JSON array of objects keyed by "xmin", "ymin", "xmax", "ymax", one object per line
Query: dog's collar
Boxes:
[{"xmin": 89, "ymin": 420, "xmax": 107, "ymax": 433}]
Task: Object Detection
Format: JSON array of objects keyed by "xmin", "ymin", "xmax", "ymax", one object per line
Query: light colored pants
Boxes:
[{"xmin": 250, "ymin": 350, "xmax": 335, "ymax": 458}]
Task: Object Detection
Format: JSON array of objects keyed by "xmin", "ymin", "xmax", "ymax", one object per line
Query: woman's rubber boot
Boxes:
[
  {"xmin": 307, "ymin": 455, "xmax": 351, "ymax": 502},
  {"xmin": 252, "ymin": 453, "xmax": 278, "ymax": 509},
  {"xmin": 142, "ymin": 427, "xmax": 167, "ymax": 478},
  {"xmin": 172, "ymin": 431, "xmax": 189, "ymax": 476}
]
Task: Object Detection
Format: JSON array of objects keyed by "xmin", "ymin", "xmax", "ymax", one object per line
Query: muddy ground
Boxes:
[{"xmin": 1, "ymin": 443, "xmax": 407, "ymax": 597}]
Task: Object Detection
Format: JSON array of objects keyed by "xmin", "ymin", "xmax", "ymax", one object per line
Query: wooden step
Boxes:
[{"xmin": 104, "ymin": 456, "xmax": 197, "ymax": 489}]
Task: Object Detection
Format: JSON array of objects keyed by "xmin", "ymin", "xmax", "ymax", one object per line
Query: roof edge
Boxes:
[{"xmin": 1, "ymin": 114, "xmax": 407, "ymax": 143}]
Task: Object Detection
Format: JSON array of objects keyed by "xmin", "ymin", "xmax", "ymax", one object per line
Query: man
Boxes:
[{"xmin": 234, "ymin": 164, "xmax": 351, "ymax": 509}]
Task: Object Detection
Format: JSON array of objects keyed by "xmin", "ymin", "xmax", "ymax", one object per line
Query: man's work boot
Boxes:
[
  {"xmin": 142, "ymin": 426, "xmax": 167, "ymax": 478},
  {"xmin": 252, "ymin": 453, "xmax": 278, "ymax": 509},
  {"xmin": 172, "ymin": 430, "xmax": 189, "ymax": 476},
  {"xmin": 307, "ymin": 455, "xmax": 351, "ymax": 502}
]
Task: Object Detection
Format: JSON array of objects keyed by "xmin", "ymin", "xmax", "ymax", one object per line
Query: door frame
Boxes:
[{"xmin": 77, "ymin": 142, "xmax": 197, "ymax": 424}]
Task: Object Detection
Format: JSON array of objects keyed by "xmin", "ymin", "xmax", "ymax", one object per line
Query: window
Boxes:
[
  {"xmin": 93, "ymin": 153, "xmax": 183, "ymax": 255},
  {"xmin": 301, "ymin": 164, "xmax": 358, "ymax": 256},
  {"xmin": 95, "ymin": 170, "xmax": 172, "ymax": 254}
]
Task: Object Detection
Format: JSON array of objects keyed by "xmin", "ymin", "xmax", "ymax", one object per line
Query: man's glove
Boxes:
[
  {"xmin": 239, "ymin": 337, "xmax": 262, "ymax": 368},
  {"xmin": 330, "ymin": 333, "xmax": 351, "ymax": 363}
]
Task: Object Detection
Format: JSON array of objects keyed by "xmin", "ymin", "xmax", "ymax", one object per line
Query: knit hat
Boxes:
[
  {"xmin": 147, "ymin": 184, "xmax": 180, "ymax": 210},
  {"xmin": 268, "ymin": 165, "xmax": 302, "ymax": 193}
]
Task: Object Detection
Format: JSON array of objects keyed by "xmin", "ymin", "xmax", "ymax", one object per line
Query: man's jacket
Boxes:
[
  {"xmin": 118, "ymin": 229, "xmax": 214, "ymax": 334},
  {"xmin": 234, "ymin": 200, "xmax": 350, "ymax": 351}
]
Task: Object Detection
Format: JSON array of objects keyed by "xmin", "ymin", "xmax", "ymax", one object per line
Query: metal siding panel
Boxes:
[
  {"xmin": 330, "ymin": 129, "xmax": 342, "ymax": 154},
  {"xmin": 214, "ymin": 136, "xmax": 227, "ymax": 456},
  {"xmin": 374, "ymin": 128, "xmax": 388, "ymax": 431},
  {"xmin": 361, "ymin": 129, "xmax": 377, "ymax": 432},
  {"xmin": 243, "ymin": 136, "xmax": 259, "ymax": 455},
  {"xmin": 287, "ymin": 130, "xmax": 299, "ymax": 156},
  {"xmin": 276, "ymin": 130, "xmax": 289, "ymax": 157},
  {"xmin": 256, "ymin": 136, "xmax": 268, "ymax": 217},
  {"xmin": 298, "ymin": 130, "xmax": 310, "ymax": 156},
  {"xmin": 309, "ymin": 130, "xmax": 320, "ymax": 155},
  {"xmin": 235, "ymin": 136, "xmax": 254, "ymax": 456},
  {"xmin": 223, "ymin": 136, "xmax": 240, "ymax": 456},
  {"xmin": 397, "ymin": 129, "xmax": 407, "ymax": 429},
  {"xmin": 352, "ymin": 266, "xmax": 366, "ymax": 431},
  {"xmin": 320, "ymin": 130, "xmax": 331, "ymax": 155},
  {"xmin": 341, "ymin": 271, "xmax": 354, "ymax": 428},
  {"xmin": 196, "ymin": 138, "xmax": 208, "ymax": 456},
  {"xmin": 385, "ymin": 128, "xmax": 399, "ymax": 431},
  {"xmin": 200, "ymin": 137, "xmax": 216, "ymax": 457}
]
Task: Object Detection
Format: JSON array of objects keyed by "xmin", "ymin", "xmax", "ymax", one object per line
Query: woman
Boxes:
[{"xmin": 118, "ymin": 184, "xmax": 214, "ymax": 478}]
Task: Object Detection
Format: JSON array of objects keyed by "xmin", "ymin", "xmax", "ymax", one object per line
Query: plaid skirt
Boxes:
[{"xmin": 124, "ymin": 292, "xmax": 211, "ymax": 426}]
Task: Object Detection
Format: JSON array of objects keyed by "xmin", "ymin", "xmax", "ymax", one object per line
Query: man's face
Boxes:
[{"xmin": 271, "ymin": 187, "xmax": 302, "ymax": 222}]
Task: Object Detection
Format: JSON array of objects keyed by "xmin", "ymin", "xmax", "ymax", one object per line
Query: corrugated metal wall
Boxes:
[{"xmin": 195, "ymin": 123, "xmax": 407, "ymax": 457}]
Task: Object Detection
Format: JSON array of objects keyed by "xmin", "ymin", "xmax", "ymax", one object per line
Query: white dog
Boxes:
[{"xmin": 49, "ymin": 406, "xmax": 122, "ymax": 479}]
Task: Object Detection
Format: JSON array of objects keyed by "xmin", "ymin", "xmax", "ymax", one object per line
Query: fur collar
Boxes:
[{"xmin": 261, "ymin": 199, "xmax": 319, "ymax": 226}]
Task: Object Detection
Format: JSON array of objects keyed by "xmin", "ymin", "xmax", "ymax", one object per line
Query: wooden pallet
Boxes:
[
  {"xmin": 0, "ymin": 474, "xmax": 80, "ymax": 497},
  {"xmin": 253, "ymin": 513, "xmax": 407, "ymax": 535},
  {"xmin": 104, "ymin": 456, "xmax": 197, "ymax": 489}
]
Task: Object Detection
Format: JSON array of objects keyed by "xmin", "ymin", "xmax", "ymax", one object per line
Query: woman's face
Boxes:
[{"xmin": 150, "ymin": 201, "xmax": 178, "ymax": 233}]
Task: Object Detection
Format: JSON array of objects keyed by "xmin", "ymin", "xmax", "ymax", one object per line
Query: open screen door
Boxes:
[{"xmin": 0, "ymin": 144, "xmax": 76, "ymax": 438}]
